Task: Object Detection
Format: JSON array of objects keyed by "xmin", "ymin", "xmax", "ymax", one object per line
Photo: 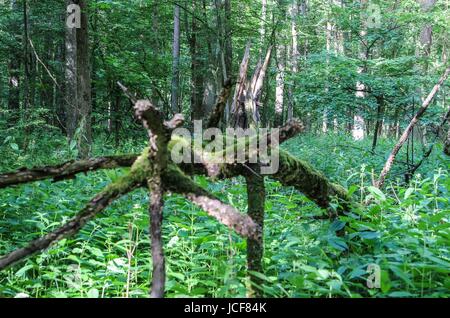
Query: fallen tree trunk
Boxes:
[
  {"xmin": 0, "ymin": 146, "xmax": 351, "ymax": 214},
  {"xmin": 274, "ymin": 150, "xmax": 352, "ymax": 213},
  {"xmin": 0, "ymin": 52, "xmax": 354, "ymax": 298}
]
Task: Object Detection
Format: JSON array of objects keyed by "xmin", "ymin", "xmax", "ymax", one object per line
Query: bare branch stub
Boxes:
[{"xmin": 117, "ymin": 81, "xmax": 138, "ymax": 104}]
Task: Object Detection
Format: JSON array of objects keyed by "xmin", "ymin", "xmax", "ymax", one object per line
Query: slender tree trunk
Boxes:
[
  {"xmin": 65, "ymin": 0, "xmax": 78, "ymax": 139},
  {"xmin": 7, "ymin": 0, "xmax": 21, "ymax": 119},
  {"xmin": 224, "ymin": 0, "xmax": 233, "ymax": 123},
  {"xmin": 7, "ymin": 59, "xmax": 20, "ymax": 116},
  {"xmin": 288, "ymin": 0, "xmax": 299, "ymax": 122},
  {"xmin": 113, "ymin": 86, "xmax": 121, "ymax": 147},
  {"xmin": 323, "ymin": 12, "xmax": 333, "ymax": 134},
  {"xmin": 224, "ymin": 0, "xmax": 232, "ymax": 78},
  {"xmin": 372, "ymin": 95, "xmax": 385, "ymax": 152},
  {"xmin": 260, "ymin": 0, "xmax": 267, "ymax": 50},
  {"xmin": 170, "ymin": 5, "xmax": 181, "ymax": 114},
  {"xmin": 22, "ymin": 0, "xmax": 30, "ymax": 116},
  {"xmin": 188, "ymin": 2, "xmax": 205, "ymax": 121},
  {"xmin": 91, "ymin": 5, "xmax": 98, "ymax": 128},
  {"xmin": 76, "ymin": 0, "xmax": 92, "ymax": 158},
  {"xmin": 150, "ymin": 3, "xmax": 162, "ymax": 109},
  {"xmin": 223, "ymin": 0, "xmax": 233, "ymax": 123},
  {"xmin": 418, "ymin": 0, "xmax": 437, "ymax": 65},
  {"xmin": 275, "ymin": 45, "xmax": 286, "ymax": 126},
  {"xmin": 56, "ymin": 29, "xmax": 66, "ymax": 133}
]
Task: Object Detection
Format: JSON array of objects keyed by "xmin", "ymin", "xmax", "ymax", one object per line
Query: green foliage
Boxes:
[{"xmin": 0, "ymin": 133, "xmax": 448, "ymax": 298}]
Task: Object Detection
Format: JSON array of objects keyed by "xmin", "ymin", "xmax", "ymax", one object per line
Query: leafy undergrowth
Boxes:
[{"xmin": 0, "ymin": 133, "xmax": 449, "ymax": 298}]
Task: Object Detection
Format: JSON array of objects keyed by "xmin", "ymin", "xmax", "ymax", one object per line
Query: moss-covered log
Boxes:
[
  {"xmin": 0, "ymin": 144, "xmax": 352, "ymax": 214},
  {"xmin": 273, "ymin": 150, "xmax": 352, "ymax": 213}
]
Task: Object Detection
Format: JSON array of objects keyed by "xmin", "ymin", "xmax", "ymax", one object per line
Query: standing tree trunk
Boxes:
[
  {"xmin": 76, "ymin": 0, "xmax": 92, "ymax": 158},
  {"xmin": 418, "ymin": 0, "xmax": 437, "ymax": 65},
  {"xmin": 65, "ymin": 0, "xmax": 92, "ymax": 158},
  {"xmin": 187, "ymin": 2, "xmax": 205, "ymax": 121},
  {"xmin": 22, "ymin": 0, "xmax": 29, "ymax": 110},
  {"xmin": 221, "ymin": 0, "xmax": 233, "ymax": 123},
  {"xmin": 323, "ymin": 9, "xmax": 333, "ymax": 134},
  {"xmin": 288, "ymin": 0, "xmax": 299, "ymax": 122},
  {"xmin": 65, "ymin": 0, "xmax": 78, "ymax": 140},
  {"xmin": 7, "ymin": 57, "xmax": 21, "ymax": 117},
  {"xmin": 91, "ymin": 5, "xmax": 98, "ymax": 128},
  {"xmin": 245, "ymin": 172, "xmax": 265, "ymax": 298},
  {"xmin": 7, "ymin": 0, "xmax": 21, "ymax": 119},
  {"xmin": 275, "ymin": 45, "xmax": 286, "ymax": 126},
  {"xmin": 372, "ymin": 95, "xmax": 385, "ymax": 152},
  {"xmin": 224, "ymin": 0, "xmax": 232, "ymax": 80},
  {"xmin": 170, "ymin": 5, "xmax": 181, "ymax": 114},
  {"xmin": 354, "ymin": 0, "xmax": 369, "ymax": 140}
]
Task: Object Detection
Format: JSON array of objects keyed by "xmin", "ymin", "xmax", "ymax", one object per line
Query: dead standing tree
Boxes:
[{"xmin": 0, "ymin": 51, "xmax": 353, "ymax": 298}]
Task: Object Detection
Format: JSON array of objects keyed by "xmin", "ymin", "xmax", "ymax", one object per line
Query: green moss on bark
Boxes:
[{"xmin": 274, "ymin": 150, "xmax": 352, "ymax": 212}]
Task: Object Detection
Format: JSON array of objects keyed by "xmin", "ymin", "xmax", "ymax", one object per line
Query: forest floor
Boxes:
[{"xmin": 0, "ymin": 132, "xmax": 449, "ymax": 298}]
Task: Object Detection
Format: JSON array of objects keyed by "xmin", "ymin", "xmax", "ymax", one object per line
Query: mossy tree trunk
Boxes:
[{"xmin": 245, "ymin": 171, "xmax": 266, "ymax": 298}]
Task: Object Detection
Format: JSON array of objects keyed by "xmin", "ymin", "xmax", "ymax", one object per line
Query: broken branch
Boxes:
[
  {"xmin": 164, "ymin": 165, "xmax": 261, "ymax": 240},
  {"xmin": 0, "ymin": 155, "xmax": 137, "ymax": 189}
]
